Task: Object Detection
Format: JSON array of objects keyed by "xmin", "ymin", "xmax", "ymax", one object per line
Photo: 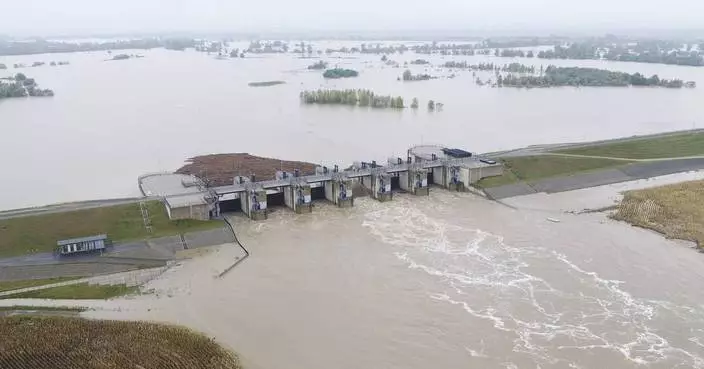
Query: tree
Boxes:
[
  {"xmin": 428, "ymin": 100, "xmax": 435, "ymax": 111},
  {"xmin": 495, "ymin": 49, "xmax": 500, "ymax": 57},
  {"xmin": 526, "ymin": 50, "xmax": 534, "ymax": 58},
  {"xmin": 411, "ymin": 98, "xmax": 419, "ymax": 109},
  {"xmin": 402, "ymin": 69, "xmax": 412, "ymax": 81},
  {"xmin": 14, "ymin": 73, "xmax": 26, "ymax": 81},
  {"xmin": 306, "ymin": 44, "xmax": 313, "ymax": 55},
  {"xmin": 381, "ymin": 55, "xmax": 388, "ymax": 62}
]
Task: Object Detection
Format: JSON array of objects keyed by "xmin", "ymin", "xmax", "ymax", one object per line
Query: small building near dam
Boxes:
[
  {"xmin": 165, "ymin": 193, "xmax": 213, "ymax": 221},
  {"xmin": 58, "ymin": 234, "xmax": 109, "ymax": 256}
]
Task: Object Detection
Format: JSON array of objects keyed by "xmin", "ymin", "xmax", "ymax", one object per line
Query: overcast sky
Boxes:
[{"xmin": 3, "ymin": 0, "xmax": 704, "ymax": 36}]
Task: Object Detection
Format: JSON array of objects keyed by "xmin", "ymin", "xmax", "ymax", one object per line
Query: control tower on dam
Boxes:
[{"xmin": 138, "ymin": 145, "xmax": 503, "ymax": 221}]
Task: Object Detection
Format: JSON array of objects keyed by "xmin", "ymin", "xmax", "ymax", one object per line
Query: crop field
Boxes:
[{"xmin": 0, "ymin": 316, "xmax": 241, "ymax": 369}]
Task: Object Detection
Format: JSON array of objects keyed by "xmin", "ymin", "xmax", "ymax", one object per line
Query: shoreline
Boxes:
[{"xmin": 1, "ymin": 129, "xmax": 702, "ymax": 214}]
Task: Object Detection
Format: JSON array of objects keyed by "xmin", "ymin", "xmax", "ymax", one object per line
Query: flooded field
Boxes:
[{"xmin": 2, "ymin": 42, "xmax": 704, "ymax": 210}]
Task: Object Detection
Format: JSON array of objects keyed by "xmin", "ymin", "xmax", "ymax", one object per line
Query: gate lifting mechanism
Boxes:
[
  {"xmin": 250, "ymin": 190, "xmax": 263, "ymax": 211},
  {"xmin": 339, "ymin": 183, "xmax": 347, "ymax": 200},
  {"xmin": 450, "ymin": 166, "xmax": 460, "ymax": 184}
]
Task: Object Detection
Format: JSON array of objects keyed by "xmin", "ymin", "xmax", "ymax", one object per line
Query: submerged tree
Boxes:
[
  {"xmin": 411, "ymin": 97, "xmax": 419, "ymax": 109},
  {"xmin": 428, "ymin": 100, "xmax": 435, "ymax": 111}
]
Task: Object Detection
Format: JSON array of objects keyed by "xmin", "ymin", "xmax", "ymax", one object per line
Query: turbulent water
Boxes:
[
  {"xmin": 6, "ymin": 184, "xmax": 699, "ymax": 369},
  {"xmin": 2, "ymin": 41, "xmax": 704, "ymax": 210}
]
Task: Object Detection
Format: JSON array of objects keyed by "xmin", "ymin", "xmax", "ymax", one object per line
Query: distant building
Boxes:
[{"xmin": 57, "ymin": 234, "xmax": 108, "ymax": 255}]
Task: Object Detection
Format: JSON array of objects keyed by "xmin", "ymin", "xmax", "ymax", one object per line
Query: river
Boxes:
[
  {"xmin": 4, "ymin": 177, "xmax": 704, "ymax": 369},
  {"xmin": 1, "ymin": 41, "xmax": 704, "ymax": 210}
]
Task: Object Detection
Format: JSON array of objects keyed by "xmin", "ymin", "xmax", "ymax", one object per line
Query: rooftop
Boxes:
[
  {"xmin": 57, "ymin": 234, "xmax": 108, "ymax": 246},
  {"xmin": 165, "ymin": 193, "xmax": 209, "ymax": 208},
  {"xmin": 140, "ymin": 173, "xmax": 205, "ymax": 197}
]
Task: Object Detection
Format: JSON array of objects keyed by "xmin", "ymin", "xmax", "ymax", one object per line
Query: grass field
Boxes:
[
  {"xmin": 476, "ymin": 156, "xmax": 630, "ymax": 188},
  {"xmin": 555, "ymin": 131, "xmax": 704, "ymax": 159},
  {"xmin": 0, "ymin": 277, "xmax": 81, "ymax": 293},
  {"xmin": 613, "ymin": 180, "xmax": 704, "ymax": 247},
  {"xmin": 0, "ymin": 316, "xmax": 241, "ymax": 369},
  {"xmin": 0, "ymin": 305, "xmax": 85, "ymax": 312},
  {"xmin": 0, "ymin": 201, "xmax": 223, "ymax": 258},
  {"xmin": 0, "ymin": 283, "xmax": 138, "ymax": 300}
]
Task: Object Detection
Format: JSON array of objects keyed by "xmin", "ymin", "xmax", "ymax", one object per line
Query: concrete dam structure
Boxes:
[{"xmin": 139, "ymin": 145, "xmax": 503, "ymax": 221}]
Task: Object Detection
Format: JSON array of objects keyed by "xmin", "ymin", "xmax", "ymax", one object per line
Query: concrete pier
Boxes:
[
  {"xmin": 241, "ymin": 188, "xmax": 267, "ymax": 220},
  {"xmin": 363, "ymin": 172, "xmax": 393, "ymax": 202},
  {"xmin": 144, "ymin": 145, "xmax": 505, "ymax": 221},
  {"xmin": 400, "ymin": 168, "xmax": 429, "ymax": 196},
  {"xmin": 325, "ymin": 177, "xmax": 354, "ymax": 207},
  {"xmin": 285, "ymin": 182, "xmax": 312, "ymax": 214}
]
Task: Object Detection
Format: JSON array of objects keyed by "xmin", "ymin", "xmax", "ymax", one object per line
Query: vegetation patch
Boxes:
[
  {"xmin": 612, "ymin": 180, "xmax": 704, "ymax": 247},
  {"xmin": 0, "ymin": 73, "xmax": 54, "ymax": 98},
  {"xmin": 300, "ymin": 88, "xmax": 407, "ymax": 108},
  {"xmin": 554, "ymin": 132, "xmax": 704, "ymax": 159},
  {"xmin": 0, "ymin": 305, "xmax": 85, "ymax": 312},
  {"xmin": 1, "ymin": 283, "xmax": 138, "ymax": 300},
  {"xmin": 476, "ymin": 156, "xmax": 630, "ymax": 188},
  {"xmin": 498, "ymin": 66, "xmax": 692, "ymax": 88},
  {"xmin": 0, "ymin": 277, "xmax": 82, "ymax": 293},
  {"xmin": 248, "ymin": 80, "xmax": 285, "ymax": 87},
  {"xmin": 0, "ymin": 201, "xmax": 223, "ymax": 258},
  {"xmin": 307, "ymin": 60, "xmax": 328, "ymax": 70},
  {"xmin": 322, "ymin": 68, "xmax": 358, "ymax": 78},
  {"xmin": 0, "ymin": 316, "xmax": 241, "ymax": 369}
]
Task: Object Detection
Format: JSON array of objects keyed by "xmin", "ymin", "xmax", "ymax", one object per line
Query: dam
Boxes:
[{"xmin": 138, "ymin": 145, "xmax": 503, "ymax": 221}]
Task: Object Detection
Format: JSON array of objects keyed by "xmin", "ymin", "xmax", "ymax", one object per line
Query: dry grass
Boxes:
[
  {"xmin": 613, "ymin": 180, "xmax": 704, "ymax": 247},
  {"xmin": 0, "ymin": 316, "xmax": 241, "ymax": 369}
]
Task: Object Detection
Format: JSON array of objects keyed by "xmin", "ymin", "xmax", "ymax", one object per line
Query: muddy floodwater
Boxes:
[
  {"xmin": 5, "ymin": 174, "xmax": 704, "ymax": 369},
  {"xmin": 2, "ymin": 42, "xmax": 704, "ymax": 210}
]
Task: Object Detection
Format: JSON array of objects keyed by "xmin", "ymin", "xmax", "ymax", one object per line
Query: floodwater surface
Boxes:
[{"xmin": 1, "ymin": 42, "xmax": 704, "ymax": 210}]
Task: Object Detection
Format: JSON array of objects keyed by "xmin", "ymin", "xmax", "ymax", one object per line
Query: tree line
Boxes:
[
  {"xmin": 300, "ymin": 89, "xmax": 405, "ymax": 108},
  {"xmin": 322, "ymin": 68, "xmax": 358, "ymax": 79},
  {"xmin": 536, "ymin": 42, "xmax": 704, "ymax": 66},
  {"xmin": 0, "ymin": 73, "xmax": 54, "ymax": 98},
  {"xmin": 497, "ymin": 66, "xmax": 694, "ymax": 88},
  {"xmin": 443, "ymin": 61, "xmax": 535, "ymax": 73}
]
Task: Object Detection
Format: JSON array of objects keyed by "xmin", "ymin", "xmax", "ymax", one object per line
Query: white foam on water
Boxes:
[{"xmin": 361, "ymin": 194, "xmax": 704, "ymax": 368}]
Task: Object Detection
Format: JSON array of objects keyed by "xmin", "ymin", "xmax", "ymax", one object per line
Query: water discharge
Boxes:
[{"xmin": 5, "ymin": 184, "xmax": 704, "ymax": 369}]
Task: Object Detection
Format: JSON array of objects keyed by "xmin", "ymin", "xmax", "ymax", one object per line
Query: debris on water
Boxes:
[{"xmin": 547, "ymin": 217, "xmax": 561, "ymax": 223}]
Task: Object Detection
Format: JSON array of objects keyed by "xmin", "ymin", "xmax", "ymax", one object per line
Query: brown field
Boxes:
[
  {"xmin": 613, "ymin": 179, "xmax": 704, "ymax": 247},
  {"xmin": 0, "ymin": 316, "xmax": 241, "ymax": 369},
  {"xmin": 177, "ymin": 153, "xmax": 317, "ymax": 186}
]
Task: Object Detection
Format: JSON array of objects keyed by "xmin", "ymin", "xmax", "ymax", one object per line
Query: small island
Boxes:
[
  {"xmin": 108, "ymin": 54, "xmax": 144, "ymax": 61},
  {"xmin": 498, "ymin": 66, "xmax": 694, "ymax": 88},
  {"xmin": 322, "ymin": 68, "xmax": 359, "ymax": 79},
  {"xmin": 248, "ymin": 81, "xmax": 286, "ymax": 87},
  {"xmin": 0, "ymin": 73, "xmax": 54, "ymax": 98},
  {"xmin": 300, "ymin": 89, "xmax": 404, "ymax": 108},
  {"xmin": 401, "ymin": 69, "xmax": 432, "ymax": 81},
  {"xmin": 307, "ymin": 61, "xmax": 328, "ymax": 70}
]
